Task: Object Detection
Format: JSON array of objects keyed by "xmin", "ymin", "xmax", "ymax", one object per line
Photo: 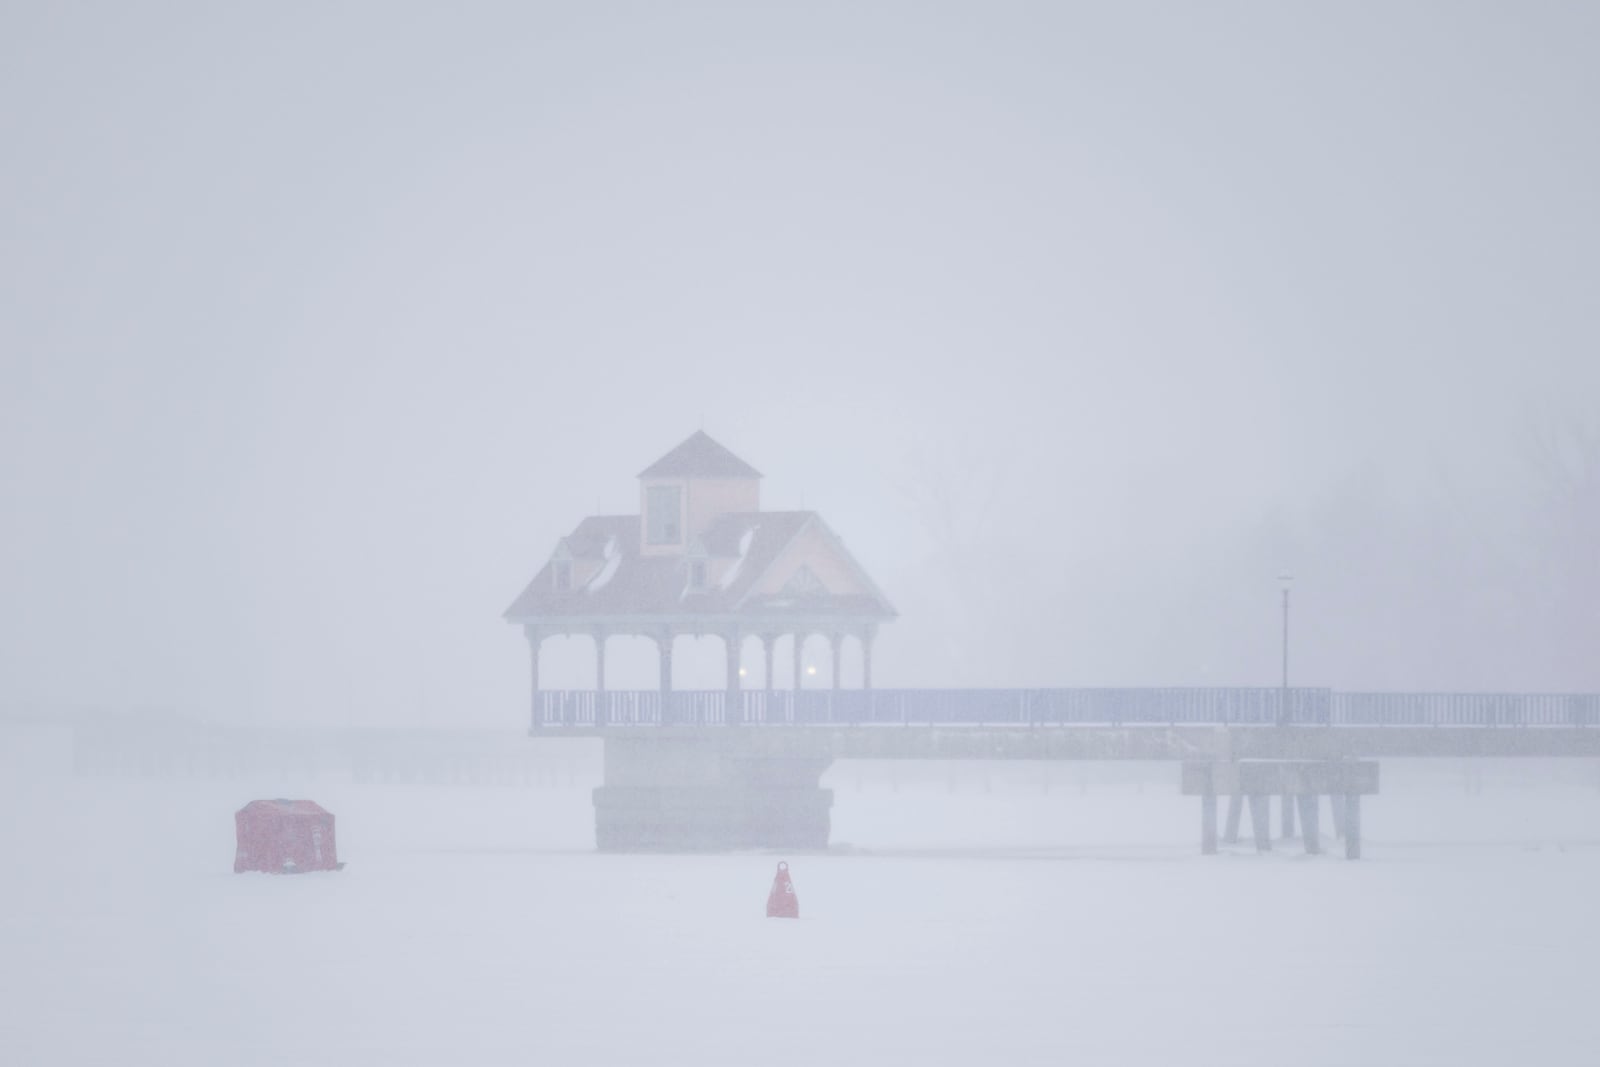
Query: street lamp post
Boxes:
[
  {"xmin": 1278, "ymin": 573, "xmax": 1295, "ymax": 839},
  {"xmin": 1278, "ymin": 574, "xmax": 1293, "ymax": 725}
]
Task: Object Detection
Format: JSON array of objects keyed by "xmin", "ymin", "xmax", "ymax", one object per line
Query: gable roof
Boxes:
[
  {"xmin": 638, "ymin": 431, "xmax": 762, "ymax": 480},
  {"xmin": 502, "ymin": 510, "xmax": 894, "ymax": 624}
]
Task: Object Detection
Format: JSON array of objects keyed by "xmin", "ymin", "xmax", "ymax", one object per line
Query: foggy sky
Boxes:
[{"xmin": 3, "ymin": 1, "xmax": 1597, "ymax": 726}]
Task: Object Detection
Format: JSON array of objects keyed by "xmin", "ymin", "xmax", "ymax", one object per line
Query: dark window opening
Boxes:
[{"xmin": 646, "ymin": 485, "xmax": 682, "ymax": 545}]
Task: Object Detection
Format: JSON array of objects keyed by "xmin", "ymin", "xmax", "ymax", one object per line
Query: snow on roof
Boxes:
[
  {"xmin": 503, "ymin": 511, "xmax": 894, "ymax": 622},
  {"xmin": 718, "ymin": 526, "xmax": 757, "ymax": 590},
  {"xmin": 586, "ymin": 537, "xmax": 622, "ymax": 591},
  {"xmin": 238, "ymin": 799, "xmax": 330, "ymax": 818}
]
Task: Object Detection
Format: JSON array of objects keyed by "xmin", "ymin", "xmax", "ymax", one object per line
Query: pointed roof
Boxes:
[
  {"xmin": 502, "ymin": 510, "xmax": 895, "ymax": 623},
  {"xmin": 639, "ymin": 431, "xmax": 762, "ymax": 479}
]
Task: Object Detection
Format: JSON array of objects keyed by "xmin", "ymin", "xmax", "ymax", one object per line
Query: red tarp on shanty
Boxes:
[{"xmin": 234, "ymin": 799, "xmax": 340, "ymax": 874}]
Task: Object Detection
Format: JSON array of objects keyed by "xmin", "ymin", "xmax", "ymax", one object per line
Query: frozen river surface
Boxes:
[{"xmin": 2, "ymin": 749, "xmax": 1597, "ymax": 1066}]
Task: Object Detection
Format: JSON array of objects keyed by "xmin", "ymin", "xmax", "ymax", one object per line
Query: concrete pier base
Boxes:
[
  {"xmin": 594, "ymin": 732, "xmax": 833, "ymax": 851},
  {"xmin": 593, "ymin": 786, "xmax": 832, "ymax": 850}
]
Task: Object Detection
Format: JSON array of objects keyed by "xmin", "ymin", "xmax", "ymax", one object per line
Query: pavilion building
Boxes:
[{"xmin": 504, "ymin": 431, "xmax": 897, "ymax": 728}]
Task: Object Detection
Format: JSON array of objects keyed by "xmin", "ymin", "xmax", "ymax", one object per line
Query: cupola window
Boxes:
[{"xmin": 645, "ymin": 485, "xmax": 682, "ymax": 545}]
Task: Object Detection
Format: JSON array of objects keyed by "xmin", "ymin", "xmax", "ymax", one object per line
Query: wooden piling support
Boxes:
[
  {"xmin": 1296, "ymin": 793, "xmax": 1321, "ymax": 854},
  {"xmin": 1248, "ymin": 794, "xmax": 1272, "ymax": 852},
  {"xmin": 1180, "ymin": 760, "xmax": 1376, "ymax": 861}
]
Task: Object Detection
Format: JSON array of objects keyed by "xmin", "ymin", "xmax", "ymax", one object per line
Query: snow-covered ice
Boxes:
[{"xmin": 2, "ymin": 738, "xmax": 1597, "ymax": 1066}]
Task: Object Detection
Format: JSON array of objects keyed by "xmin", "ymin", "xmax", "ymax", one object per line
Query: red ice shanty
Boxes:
[{"xmin": 234, "ymin": 799, "xmax": 341, "ymax": 874}]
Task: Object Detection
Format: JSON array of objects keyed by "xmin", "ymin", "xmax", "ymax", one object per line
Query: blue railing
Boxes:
[
  {"xmin": 532, "ymin": 688, "xmax": 1600, "ymax": 728},
  {"xmin": 1330, "ymin": 691, "xmax": 1597, "ymax": 727}
]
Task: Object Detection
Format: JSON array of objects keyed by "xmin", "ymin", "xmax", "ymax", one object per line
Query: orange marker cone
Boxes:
[{"xmin": 766, "ymin": 861, "xmax": 799, "ymax": 918}]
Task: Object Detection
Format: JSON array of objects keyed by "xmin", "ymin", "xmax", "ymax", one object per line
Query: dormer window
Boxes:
[
  {"xmin": 689, "ymin": 560, "xmax": 707, "ymax": 589},
  {"xmin": 552, "ymin": 561, "xmax": 572, "ymax": 591},
  {"xmin": 645, "ymin": 485, "xmax": 682, "ymax": 545}
]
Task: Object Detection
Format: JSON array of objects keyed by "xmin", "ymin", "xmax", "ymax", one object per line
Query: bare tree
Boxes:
[
  {"xmin": 1522, "ymin": 412, "xmax": 1600, "ymax": 690},
  {"xmin": 893, "ymin": 438, "xmax": 1017, "ymax": 683}
]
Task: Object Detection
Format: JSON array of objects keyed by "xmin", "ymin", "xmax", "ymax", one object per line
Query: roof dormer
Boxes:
[
  {"xmin": 639, "ymin": 431, "xmax": 761, "ymax": 556},
  {"xmin": 643, "ymin": 482, "xmax": 684, "ymax": 550}
]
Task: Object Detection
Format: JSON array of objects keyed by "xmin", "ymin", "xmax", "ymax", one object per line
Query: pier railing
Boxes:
[{"xmin": 533, "ymin": 688, "xmax": 1600, "ymax": 728}]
